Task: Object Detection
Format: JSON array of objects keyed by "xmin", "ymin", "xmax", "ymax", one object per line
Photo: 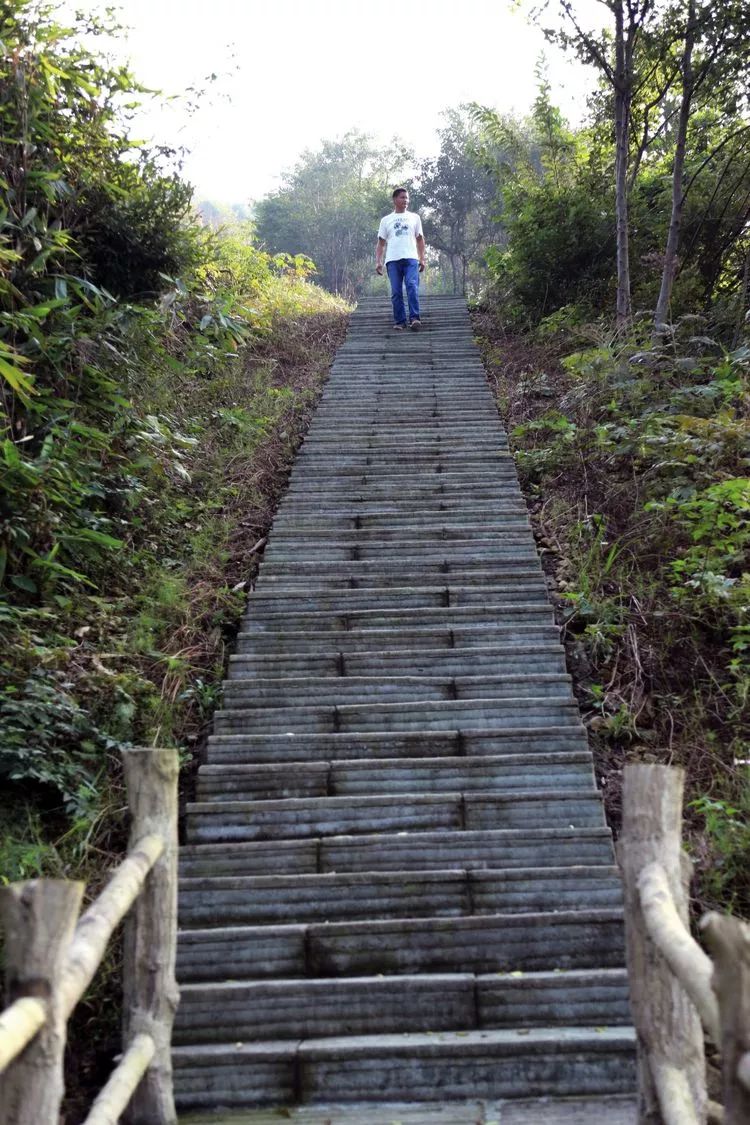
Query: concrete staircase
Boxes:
[{"xmin": 173, "ymin": 295, "xmax": 636, "ymax": 1117}]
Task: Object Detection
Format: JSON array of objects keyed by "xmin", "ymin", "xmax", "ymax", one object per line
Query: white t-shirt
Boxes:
[{"xmin": 378, "ymin": 210, "xmax": 423, "ymax": 263}]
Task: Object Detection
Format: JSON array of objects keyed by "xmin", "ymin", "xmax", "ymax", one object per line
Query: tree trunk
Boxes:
[
  {"xmin": 614, "ymin": 0, "xmax": 633, "ymax": 327},
  {"xmin": 654, "ymin": 0, "xmax": 696, "ymax": 331}
]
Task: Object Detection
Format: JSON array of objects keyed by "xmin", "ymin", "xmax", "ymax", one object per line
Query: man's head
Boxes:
[{"xmin": 392, "ymin": 188, "xmax": 409, "ymax": 213}]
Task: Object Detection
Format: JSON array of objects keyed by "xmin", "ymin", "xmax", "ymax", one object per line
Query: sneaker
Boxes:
[
  {"xmin": 410, "ymin": 319, "xmax": 421, "ymax": 331},
  {"xmin": 393, "ymin": 323, "xmax": 405, "ymax": 331}
]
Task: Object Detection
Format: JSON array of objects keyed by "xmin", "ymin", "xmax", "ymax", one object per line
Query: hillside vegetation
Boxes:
[{"xmin": 0, "ymin": 1, "xmax": 348, "ymax": 889}]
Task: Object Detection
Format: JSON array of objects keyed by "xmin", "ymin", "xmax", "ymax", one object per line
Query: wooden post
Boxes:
[
  {"xmin": 0, "ymin": 879, "xmax": 83, "ymax": 1125},
  {"xmin": 701, "ymin": 912, "xmax": 750, "ymax": 1125},
  {"xmin": 617, "ymin": 764, "xmax": 706, "ymax": 1124},
  {"xmin": 121, "ymin": 747, "xmax": 179, "ymax": 1125},
  {"xmin": 83, "ymin": 1033, "xmax": 156, "ymax": 1125}
]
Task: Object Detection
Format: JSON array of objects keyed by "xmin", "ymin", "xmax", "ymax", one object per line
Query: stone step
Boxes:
[
  {"xmin": 212, "ymin": 697, "xmax": 581, "ymax": 735},
  {"xmin": 227, "ymin": 644, "xmax": 567, "ymax": 679},
  {"xmin": 302, "ymin": 425, "xmax": 506, "ymax": 440},
  {"xmin": 271, "ymin": 510, "xmax": 529, "ymax": 531},
  {"xmin": 174, "ymin": 968, "xmax": 630, "ymax": 1043},
  {"xmin": 240, "ymin": 603, "xmax": 553, "ymax": 635},
  {"xmin": 220, "ymin": 673, "xmax": 573, "ymax": 708},
  {"xmin": 176, "ymin": 907, "xmax": 625, "ymax": 982},
  {"xmin": 195, "ymin": 752, "xmax": 594, "ymax": 803},
  {"xmin": 256, "ymin": 563, "xmax": 544, "ymax": 589},
  {"xmin": 277, "ymin": 494, "xmax": 524, "ymax": 511},
  {"xmin": 186, "ymin": 790, "xmax": 604, "ymax": 844},
  {"xmin": 176, "ymin": 1095, "xmax": 639, "ymax": 1124},
  {"xmin": 180, "ymin": 826, "xmax": 615, "ymax": 879},
  {"xmin": 204, "ymin": 726, "xmax": 588, "ymax": 765},
  {"xmin": 268, "ymin": 525, "xmax": 530, "ymax": 545},
  {"xmin": 213, "ymin": 695, "xmax": 580, "ymax": 735},
  {"xmin": 298, "ymin": 451, "xmax": 510, "ymax": 464},
  {"xmin": 281, "ymin": 489, "xmax": 521, "ymax": 505},
  {"xmin": 244, "ymin": 587, "xmax": 550, "ymax": 616},
  {"xmin": 178, "ymin": 866, "xmax": 622, "ymax": 928},
  {"xmin": 235, "ymin": 624, "xmax": 560, "ymax": 656},
  {"xmin": 262, "ymin": 541, "xmax": 537, "ymax": 562},
  {"xmin": 285, "ymin": 468, "xmax": 520, "ymax": 488},
  {"xmin": 173, "ymin": 1026, "xmax": 636, "ymax": 1111},
  {"xmin": 309, "ymin": 415, "xmax": 500, "ymax": 427}
]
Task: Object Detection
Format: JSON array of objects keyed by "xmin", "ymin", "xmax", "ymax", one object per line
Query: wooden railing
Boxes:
[
  {"xmin": 619, "ymin": 763, "xmax": 750, "ymax": 1125},
  {"xmin": 0, "ymin": 748, "xmax": 179, "ymax": 1125}
]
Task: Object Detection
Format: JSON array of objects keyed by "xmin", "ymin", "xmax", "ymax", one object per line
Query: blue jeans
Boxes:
[{"xmin": 386, "ymin": 258, "xmax": 420, "ymax": 324}]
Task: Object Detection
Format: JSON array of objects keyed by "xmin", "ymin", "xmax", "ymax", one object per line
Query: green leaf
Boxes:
[
  {"xmin": 11, "ymin": 575, "xmax": 37, "ymax": 593},
  {"xmin": 63, "ymin": 528, "xmax": 124, "ymax": 550},
  {"xmin": 0, "ymin": 353, "xmax": 36, "ymax": 404},
  {"xmin": 2, "ymin": 439, "xmax": 22, "ymax": 468}
]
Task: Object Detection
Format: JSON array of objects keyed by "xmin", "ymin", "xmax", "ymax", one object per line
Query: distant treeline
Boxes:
[{"xmin": 248, "ymin": 0, "xmax": 750, "ymax": 336}]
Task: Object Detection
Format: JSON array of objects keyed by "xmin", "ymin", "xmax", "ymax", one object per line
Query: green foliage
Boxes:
[
  {"xmin": 0, "ymin": 669, "xmax": 121, "ymax": 819},
  {"xmin": 0, "ymin": 0, "xmax": 349, "ymax": 887},
  {"xmin": 410, "ymin": 107, "xmax": 497, "ymax": 296},
  {"xmin": 689, "ymin": 793, "xmax": 750, "ymax": 911},
  {"xmin": 477, "ymin": 314, "xmax": 749, "ymax": 910},
  {"xmin": 254, "ymin": 130, "xmax": 412, "ymax": 297}
]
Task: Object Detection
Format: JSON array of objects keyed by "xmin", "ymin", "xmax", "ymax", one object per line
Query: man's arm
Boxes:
[
  {"xmin": 375, "ymin": 236, "xmax": 387, "ymax": 275},
  {"xmin": 416, "ymin": 233, "xmax": 426, "ymax": 273}
]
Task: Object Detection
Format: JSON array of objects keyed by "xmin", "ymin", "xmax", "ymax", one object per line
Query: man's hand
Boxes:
[
  {"xmin": 419, "ymin": 260, "xmax": 426, "ymax": 273},
  {"xmin": 376, "ymin": 264, "xmax": 383, "ymax": 275}
]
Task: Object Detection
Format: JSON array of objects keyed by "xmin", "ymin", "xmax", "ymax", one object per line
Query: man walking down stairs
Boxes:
[{"xmin": 172, "ymin": 296, "xmax": 637, "ymax": 1120}]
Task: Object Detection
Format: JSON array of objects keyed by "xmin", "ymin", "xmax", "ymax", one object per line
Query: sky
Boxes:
[{"xmin": 77, "ymin": 0, "xmax": 610, "ymax": 206}]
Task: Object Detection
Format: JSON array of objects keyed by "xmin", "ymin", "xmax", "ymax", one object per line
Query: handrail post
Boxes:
[
  {"xmin": 121, "ymin": 747, "xmax": 180, "ymax": 1125},
  {"xmin": 618, "ymin": 763, "xmax": 706, "ymax": 1124},
  {"xmin": 0, "ymin": 879, "xmax": 83, "ymax": 1125},
  {"xmin": 701, "ymin": 912, "xmax": 750, "ymax": 1125}
]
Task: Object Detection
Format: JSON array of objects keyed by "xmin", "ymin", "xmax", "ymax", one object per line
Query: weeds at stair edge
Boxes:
[{"xmin": 471, "ymin": 303, "xmax": 750, "ymax": 922}]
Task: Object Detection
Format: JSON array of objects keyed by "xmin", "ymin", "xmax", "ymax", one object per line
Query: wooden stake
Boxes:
[
  {"xmin": 121, "ymin": 748, "xmax": 179, "ymax": 1125},
  {"xmin": 639, "ymin": 861, "xmax": 720, "ymax": 1042},
  {"xmin": 83, "ymin": 1033, "xmax": 155, "ymax": 1125},
  {"xmin": 618, "ymin": 763, "xmax": 706, "ymax": 1124},
  {"xmin": 59, "ymin": 833, "xmax": 165, "ymax": 1020},
  {"xmin": 701, "ymin": 912, "xmax": 750, "ymax": 1125},
  {"xmin": 0, "ymin": 879, "xmax": 83, "ymax": 1125},
  {"xmin": 0, "ymin": 998, "xmax": 46, "ymax": 1073}
]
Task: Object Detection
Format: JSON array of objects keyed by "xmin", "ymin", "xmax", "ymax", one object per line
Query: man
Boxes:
[{"xmin": 376, "ymin": 188, "xmax": 426, "ymax": 331}]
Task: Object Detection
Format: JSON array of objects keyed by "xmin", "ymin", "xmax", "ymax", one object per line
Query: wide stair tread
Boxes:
[{"xmin": 174, "ymin": 295, "xmax": 634, "ymax": 1112}]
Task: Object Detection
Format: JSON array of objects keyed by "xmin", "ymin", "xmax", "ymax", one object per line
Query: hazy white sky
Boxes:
[{"xmin": 82, "ymin": 0, "xmax": 609, "ymax": 205}]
